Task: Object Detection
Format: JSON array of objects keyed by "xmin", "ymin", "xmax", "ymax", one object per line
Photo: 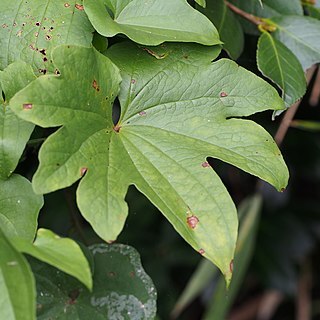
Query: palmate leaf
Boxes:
[
  {"xmin": 257, "ymin": 32, "xmax": 306, "ymax": 107},
  {"xmin": 84, "ymin": 0, "xmax": 220, "ymax": 45},
  {"xmin": 0, "ymin": 0, "xmax": 93, "ymax": 74},
  {"xmin": 10, "ymin": 44, "xmax": 288, "ymax": 282}
]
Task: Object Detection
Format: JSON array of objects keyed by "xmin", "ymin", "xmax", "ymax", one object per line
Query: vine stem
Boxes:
[
  {"xmin": 224, "ymin": 1, "xmax": 262, "ymax": 25},
  {"xmin": 274, "ymin": 66, "xmax": 317, "ymax": 146}
]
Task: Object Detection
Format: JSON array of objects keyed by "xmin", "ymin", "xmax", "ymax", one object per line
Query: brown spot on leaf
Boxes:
[
  {"xmin": 80, "ymin": 167, "xmax": 87, "ymax": 176},
  {"xmin": 54, "ymin": 69, "xmax": 61, "ymax": 75},
  {"xmin": 45, "ymin": 35, "xmax": 52, "ymax": 40},
  {"xmin": 187, "ymin": 215, "xmax": 199, "ymax": 229},
  {"xmin": 2, "ymin": 24, "xmax": 8, "ymax": 28},
  {"xmin": 39, "ymin": 49, "xmax": 46, "ymax": 55},
  {"xmin": 16, "ymin": 30, "xmax": 23, "ymax": 37},
  {"xmin": 23, "ymin": 103, "xmax": 33, "ymax": 110},
  {"xmin": 35, "ymin": 22, "xmax": 41, "ymax": 26},
  {"xmin": 139, "ymin": 111, "xmax": 146, "ymax": 116},
  {"xmin": 39, "ymin": 69, "xmax": 47, "ymax": 74},
  {"xmin": 43, "ymin": 57, "xmax": 48, "ymax": 62},
  {"xmin": 92, "ymin": 79, "xmax": 100, "ymax": 92},
  {"xmin": 230, "ymin": 259, "xmax": 234, "ymax": 273},
  {"xmin": 113, "ymin": 124, "xmax": 121, "ymax": 133},
  {"xmin": 64, "ymin": 3, "xmax": 70, "ymax": 7},
  {"xmin": 199, "ymin": 249, "xmax": 205, "ymax": 255},
  {"xmin": 201, "ymin": 161, "xmax": 210, "ymax": 168},
  {"xmin": 108, "ymin": 272, "xmax": 116, "ymax": 277},
  {"xmin": 35, "ymin": 32, "xmax": 39, "ymax": 37},
  {"xmin": 129, "ymin": 271, "xmax": 135, "ymax": 278},
  {"xmin": 13, "ymin": 22, "xmax": 17, "ymax": 27},
  {"xmin": 131, "ymin": 79, "xmax": 136, "ymax": 84},
  {"xmin": 183, "ymin": 55, "xmax": 189, "ymax": 59},
  {"xmin": 220, "ymin": 91, "xmax": 228, "ymax": 97},
  {"xmin": 75, "ymin": 4, "xmax": 84, "ymax": 10}
]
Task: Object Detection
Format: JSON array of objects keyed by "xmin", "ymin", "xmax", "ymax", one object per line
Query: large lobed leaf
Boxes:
[
  {"xmin": 0, "ymin": 0, "xmax": 93, "ymax": 74},
  {"xmin": 10, "ymin": 44, "xmax": 288, "ymax": 282},
  {"xmin": 84, "ymin": 0, "xmax": 220, "ymax": 45},
  {"xmin": 31, "ymin": 244, "xmax": 157, "ymax": 319},
  {"xmin": 257, "ymin": 32, "xmax": 306, "ymax": 107}
]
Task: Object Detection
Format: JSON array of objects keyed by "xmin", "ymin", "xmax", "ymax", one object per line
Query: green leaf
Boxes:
[
  {"xmin": 0, "ymin": 0, "xmax": 94, "ymax": 73},
  {"xmin": 291, "ymin": 120, "xmax": 320, "ymax": 132},
  {"xmin": 0, "ymin": 61, "xmax": 36, "ymax": 179},
  {"xmin": 83, "ymin": 0, "xmax": 220, "ymax": 45},
  {"xmin": 271, "ymin": 16, "xmax": 320, "ymax": 70},
  {"xmin": 0, "ymin": 228, "xmax": 36, "ymax": 320},
  {"xmin": 31, "ymin": 243, "xmax": 157, "ymax": 319},
  {"xmin": 198, "ymin": 0, "xmax": 244, "ymax": 59},
  {"xmin": 229, "ymin": 0, "xmax": 303, "ymax": 35},
  {"xmin": 0, "ymin": 175, "xmax": 43, "ymax": 241},
  {"xmin": 171, "ymin": 194, "xmax": 262, "ymax": 318},
  {"xmin": 10, "ymin": 44, "xmax": 288, "ymax": 283},
  {"xmin": 11, "ymin": 228, "xmax": 92, "ymax": 290},
  {"xmin": 257, "ymin": 32, "xmax": 306, "ymax": 107},
  {"xmin": 195, "ymin": 0, "xmax": 206, "ymax": 7},
  {"xmin": 203, "ymin": 194, "xmax": 262, "ymax": 320}
]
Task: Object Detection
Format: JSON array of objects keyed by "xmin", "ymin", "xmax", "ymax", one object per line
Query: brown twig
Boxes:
[
  {"xmin": 274, "ymin": 66, "xmax": 317, "ymax": 146},
  {"xmin": 225, "ymin": 1, "xmax": 262, "ymax": 26}
]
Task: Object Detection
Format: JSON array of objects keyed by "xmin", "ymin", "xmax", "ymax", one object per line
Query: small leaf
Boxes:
[
  {"xmin": 11, "ymin": 228, "xmax": 92, "ymax": 290},
  {"xmin": 0, "ymin": 175, "xmax": 43, "ymax": 241},
  {"xmin": 0, "ymin": 0, "xmax": 94, "ymax": 73},
  {"xmin": 31, "ymin": 244, "xmax": 157, "ymax": 319},
  {"xmin": 0, "ymin": 227, "xmax": 36, "ymax": 320},
  {"xmin": 0, "ymin": 61, "xmax": 36, "ymax": 179},
  {"xmin": 257, "ymin": 32, "xmax": 306, "ymax": 107},
  {"xmin": 198, "ymin": 0, "xmax": 244, "ymax": 59},
  {"xmin": 195, "ymin": 0, "xmax": 206, "ymax": 7},
  {"xmin": 271, "ymin": 15, "xmax": 320, "ymax": 70},
  {"xmin": 10, "ymin": 44, "xmax": 288, "ymax": 283},
  {"xmin": 84, "ymin": 0, "xmax": 220, "ymax": 45}
]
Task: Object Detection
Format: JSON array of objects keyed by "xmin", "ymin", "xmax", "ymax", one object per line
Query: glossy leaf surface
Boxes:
[
  {"xmin": 257, "ymin": 32, "xmax": 306, "ymax": 107},
  {"xmin": 32, "ymin": 244, "xmax": 157, "ymax": 319},
  {"xmin": 12, "ymin": 229, "xmax": 92, "ymax": 290},
  {"xmin": 84, "ymin": 0, "xmax": 220, "ymax": 45},
  {"xmin": 10, "ymin": 44, "xmax": 288, "ymax": 282}
]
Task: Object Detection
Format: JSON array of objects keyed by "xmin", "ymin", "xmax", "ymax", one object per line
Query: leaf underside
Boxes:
[{"xmin": 10, "ymin": 44, "xmax": 288, "ymax": 282}]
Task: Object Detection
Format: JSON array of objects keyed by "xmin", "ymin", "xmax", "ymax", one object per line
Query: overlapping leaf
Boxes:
[
  {"xmin": 0, "ymin": 228, "xmax": 36, "ymax": 320},
  {"xmin": 31, "ymin": 244, "xmax": 157, "ymax": 319},
  {"xmin": 257, "ymin": 32, "xmax": 306, "ymax": 107},
  {"xmin": 11, "ymin": 229, "xmax": 92, "ymax": 290},
  {"xmin": 271, "ymin": 16, "xmax": 320, "ymax": 70},
  {"xmin": 198, "ymin": 0, "xmax": 244, "ymax": 59},
  {"xmin": 10, "ymin": 43, "xmax": 288, "ymax": 282},
  {"xmin": 0, "ymin": 0, "xmax": 93, "ymax": 74},
  {"xmin": 84, "ymin": 0, "xmax": 220, "ymax": 45},
  {"xmin": 0, "ymin": 175, "xmax": 43, "ymax": 242}
]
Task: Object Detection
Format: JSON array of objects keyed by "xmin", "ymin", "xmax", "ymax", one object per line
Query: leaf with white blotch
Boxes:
[
  {"xmin": 257, "ymin": 32, "xmax": 306, "ymax": 107},
  {"xmin": 198, "ymin": 0, "xmax": 244, "ymax": 59},
  {"xmin": 10, "ymin": 43, "xmax": 288, "ymax": 283},
  {"xmin": 31, "ymin": 244, "xmax": 157, "ymax": 320},
  {"xmin": 229, "ymin": 0, "xmax": 303, "ymax": 35},
  {"xmin": 0, "ymin": 61, "xmax": 36, "ymax": 179},
  {"xmin": 11, "ymin": 228, "xmax": 92, "ymax": 290},
  {"xmin": 271, "ymin": 16, "xmax": 320, "ymax": 70},
  {"xmin": 0, "ymin": 175, "xmax": 43, "ymax": 241},
  {"xmin": 84, "ymin": 0, "xmax": 220, "ymax": 45},
  {"xmin": 0, "ymin": 227, "xmax": 36, "ymax": 320},
  {"xmin": 0, "ymin": 0, "xmax": 93, "ymax": 74}
]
